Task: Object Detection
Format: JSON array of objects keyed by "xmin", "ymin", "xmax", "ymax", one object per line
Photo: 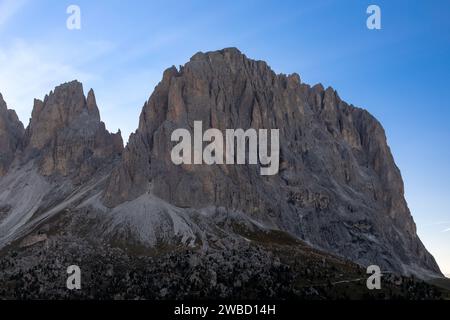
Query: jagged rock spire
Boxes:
[{"xmin": 22, "ymin": 81, "xmax": 123, "ymax": 181}]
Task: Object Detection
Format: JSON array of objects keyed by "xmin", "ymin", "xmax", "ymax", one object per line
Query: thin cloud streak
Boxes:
[
  {"xmin": 0, "ymin": 38, "xmax": 114, "ymax": 125},
  {"xmin": 421, "ymin": 221, "xmax": 450, "ymax": 227},
  {"xmin": 0, "ymin": 0, "xmax": 27, "ymax": 29}
]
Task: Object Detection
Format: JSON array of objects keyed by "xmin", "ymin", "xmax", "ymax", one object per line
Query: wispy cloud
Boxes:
[
  {"xmin": 423, "ymin": 221, "xmax": 450, "ymax": 227},
  {"xmin": 0, "ymin": 37, "xmax": 150, "ymax": 141},
  {"xmin": 443, "ymin": 228, "xmax": 450, "ymax": 233},
  {"xmin": 0, "ymin": 0, "xmax": 27, "ymax": 30},
  {"xmin": 0, "ymin": 38, "xmax": 114, "ymax": 125}
]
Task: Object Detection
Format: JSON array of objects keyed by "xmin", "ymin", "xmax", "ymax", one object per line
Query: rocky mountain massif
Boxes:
[{"xmin": 0, "ymin": 48, "xmax": 445, "ymax": 299}]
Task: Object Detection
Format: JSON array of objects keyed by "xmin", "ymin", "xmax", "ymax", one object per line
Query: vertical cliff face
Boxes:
[
  {"xmin": 0, "ymin": 81, "xmax": 124, "ymax": 248},
  {"xmin": 0, "ymin": 94, "xmax": 24, "ymax": 176},
  {"xmin": 21, "ymin": 81, "xmax": 123, "ymax": 182},
  {"xmin": 103, "ymin": 48, "xmax": 441, "ymax": 277}
]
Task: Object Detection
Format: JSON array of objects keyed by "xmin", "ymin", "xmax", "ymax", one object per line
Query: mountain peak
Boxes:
[
  {"xmin": 22, "ymin": 82, "xmax": 122, "ymax": 179},
  {"xmin": 190, "ymin": 47, "xmax": 243, "ymax": 61},
  {"xmin": 86, "ymin": 88, "xmax": 100, "ymax": 120},
  {"xmin": 54, "ymin": 79, "xmax": 83, "ymax": 90},
  {"xmin": 27, "ymin": 81, "xmax": 99, "ymax": 148},
  {"xmin": 103, "ymin": 48, "xmax": 441, "ymax": 278},
  {"xmin": 0, "ymin": 92, "xmax": 5, "ymax": 108}
]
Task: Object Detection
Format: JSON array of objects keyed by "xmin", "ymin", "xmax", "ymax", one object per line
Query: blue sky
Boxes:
[{"xmin": 0, "ymin": 0, "xmax": 449, "ymax": 276}]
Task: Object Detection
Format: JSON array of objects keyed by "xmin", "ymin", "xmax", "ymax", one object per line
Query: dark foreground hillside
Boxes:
[{"xmin": 0, "ymin": 225, "xmax": 447, "ymax": 300}]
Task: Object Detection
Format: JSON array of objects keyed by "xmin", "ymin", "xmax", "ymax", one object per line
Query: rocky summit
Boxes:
[
  {"xmin": 22, "ymin": 81, "xmax": 123, "ymax": 182},
  {"xmin": 0, "ymin": 48, "xmax": 445, "ymax": 299},
  {"xmin": 0, "ymin": 81, "xmax": 123, "ymax": 251}
]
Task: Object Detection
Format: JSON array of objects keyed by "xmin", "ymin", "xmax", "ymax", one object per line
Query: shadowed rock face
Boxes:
[
  {"xmin": 21, "ymin": 81, "xmax": 123, "ymax": 182},
  {"xmin": 1, "ymin": 83, "xmax": 123, "ymax": 181},
  {"xmin": 103, "ymin": 48, "xmax": 441, "ymax": 277},
  {"xmin": 0, "ymin": 82, "xmax": 124, "ymax": 250},
  {"xmin": 0, "ymin": 94, "xmax": 24, "ymax": 176}
]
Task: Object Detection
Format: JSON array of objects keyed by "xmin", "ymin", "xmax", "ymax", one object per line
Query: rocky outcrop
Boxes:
[
  {"xmin": 21, "ymin": 81, "xmax": 123, "ymax": 182},
  {"xmin": 103, "ymin": 48, "xmax": 441, "ymax": 278},
  {"xmin": 0, "ymin": 94, "xmax": 24, "ymax": 176}
]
